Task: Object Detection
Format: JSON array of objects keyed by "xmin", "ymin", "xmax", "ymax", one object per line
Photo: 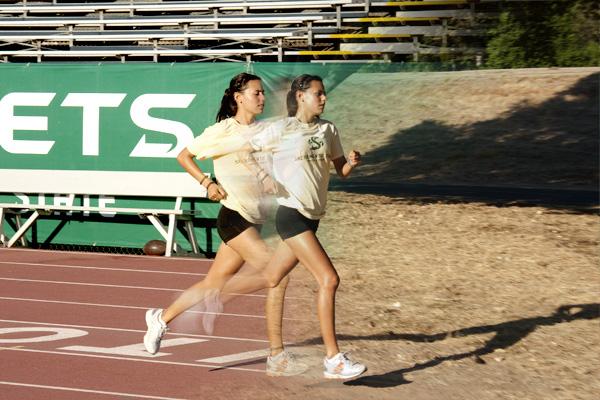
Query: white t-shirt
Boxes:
[
  {"xmin": 250, "ymin": 117, "xmax": 345, "ymax": 220},
  {"xmin": 187, "ymin": 117, "xmax": 272, "ymax": 224}
]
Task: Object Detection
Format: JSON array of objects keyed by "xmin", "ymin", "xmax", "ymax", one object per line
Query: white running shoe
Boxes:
[
  {"xmin": 202, "ymin": 290, "xmax": 223, "ymax": 336},
  {"xmin": 144, "ymin": 308, "xmax": 167, "ymax": 354},
  {"xmin": 323, "ymin": 352, "xmax": 366, "ymax": 379},
  {"xmin": 266, "ymin": 351, "xmax": 308, "ymax": 377}
]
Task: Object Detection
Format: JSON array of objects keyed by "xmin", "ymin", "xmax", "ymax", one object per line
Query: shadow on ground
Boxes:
[
  {"xmin": 295, "ymin": 303, "xmax": 599, "ymax": 388},
  {"xmin": 333, "ymin": 73, "xmax": 599, "ymax": 215}
]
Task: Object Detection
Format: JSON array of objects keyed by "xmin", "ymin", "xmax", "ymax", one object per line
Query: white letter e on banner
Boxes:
[{"xmin": 0, "ymin": 92, "xmax": 56, "ymax": 154}]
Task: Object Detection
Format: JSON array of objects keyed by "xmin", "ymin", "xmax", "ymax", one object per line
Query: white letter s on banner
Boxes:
[{"xmin": 129, "ymin": 94, "xmax": 195, "ymax": 158}]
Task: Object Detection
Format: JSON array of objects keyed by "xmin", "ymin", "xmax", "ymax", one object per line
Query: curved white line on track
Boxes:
[
  {"xmin": 0, "ymin": 381, "xmax": 188, "ymax": 400},
  {"xmin": 0, "ymin": 261, "xmax": 207, "ymax": 276},
  {"xmin": 0, "ymin": 296, "xmax": 312, "ymax": 321}
]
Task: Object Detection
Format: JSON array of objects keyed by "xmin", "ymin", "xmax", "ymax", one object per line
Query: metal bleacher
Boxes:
[{"xmin": 0, "ymin": 0, "xmax": 513, "ymax": 63}]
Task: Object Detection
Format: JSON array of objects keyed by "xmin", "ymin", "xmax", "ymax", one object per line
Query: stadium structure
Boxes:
[{"xmin": 0, "ymin": 0, "xmax": 539, "ymax": 63}]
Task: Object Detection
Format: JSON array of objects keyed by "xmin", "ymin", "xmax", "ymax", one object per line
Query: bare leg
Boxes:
[
  {"xmin": 283, "ymin": 231, "xmax": 340, "ymax": 358},
  {"xmin": 161, "ymin": 242, "xmax": 245, "ymax": 323},
  {"xmin": 210, "ymin": 230, "xmax": 339, "ymax": 357},
  {"xmin": 145, "ymin": 228, "xmax": 300, "ymax": 364},
  {"xmin": 221, "ymin": 239, "xmax": 299, "ymax": 299},
  {"xmin": 266, "ymin": 274, "xmax": 289, "ymax": 356},
  {"xmin": 225, "ymin": 229, "xmax": 302, "ymax": 356}
]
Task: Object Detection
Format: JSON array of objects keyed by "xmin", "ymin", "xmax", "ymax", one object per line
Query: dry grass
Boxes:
[{"xmin": 327, "ymin": 68, "xmax": 599, "ymax": 188}]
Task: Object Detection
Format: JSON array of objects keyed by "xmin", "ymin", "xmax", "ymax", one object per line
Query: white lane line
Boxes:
[
  {"xmin": 0, "ymin": 296, "xmax": 311, "ymax": 322},
  {"xmin": 0, "ymin": 247, "xmax": 209, "ymax": 262},
  {"xmin": 0, "ymin": 347, "xmax": 264, "ymax": 372},
  {"xmin": 0, "ymin": 277, "xmax": 185, "ymax": 291},
  {"xmin": 0, "ymin": 319, "xmax": 271, "ymax": 343},
  {"xmin": 0, "ymin": 277, "xmax": 311, "ymax": 301},
  {"xmin": 0, "ymin": 261, "xmax": 207, "ymax": 276},
  {"xmin": 0, "ymin": 381, "xmax": 188, "ymax": 400},
  {"xmin": 198, "ymin": 349, "xmax": 269, "ymax": 364},
  {"xmin": 61, "ymin": 338, "xmax": 208, "ymax": 358},
  {"xmin": 0, "ymin": 260, "xmax": 312, "ymax": 285}
]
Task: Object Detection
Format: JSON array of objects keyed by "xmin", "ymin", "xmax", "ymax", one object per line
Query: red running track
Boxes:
[{"xmin": 0, "ymin": 248, "xmax": 318, "ymax": 400}]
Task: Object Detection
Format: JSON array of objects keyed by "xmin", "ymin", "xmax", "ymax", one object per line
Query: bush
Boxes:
[{"xmin": 485, "ymin": 0, "xmax": 599, "ymax": 68}]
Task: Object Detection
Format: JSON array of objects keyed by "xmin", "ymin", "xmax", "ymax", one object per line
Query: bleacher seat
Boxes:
[{"xmin": 0, "ymin": 0, "xmax": 525, "ymax": 62}]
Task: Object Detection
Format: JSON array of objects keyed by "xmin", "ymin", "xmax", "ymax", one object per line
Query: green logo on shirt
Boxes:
[{"xmin": 308, "ymin": 136, "xmax": 324, "ymax": 150}]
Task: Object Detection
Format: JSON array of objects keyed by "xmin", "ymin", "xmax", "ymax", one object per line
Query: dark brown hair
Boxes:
[
  {"xmin": 286, "ymin": 74, "xmax": 323, "ymax": 117},
  {"xmin": 216, "ymin": 72, "xmax": 262, "ymax": 122}
]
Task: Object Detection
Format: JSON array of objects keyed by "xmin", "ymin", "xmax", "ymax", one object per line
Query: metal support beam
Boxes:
[
  {"xmin": 146, "ymin": 215, "xmax": 180, "ymax": 256},
  {"xmin": 412, "ymin": 36, "xmax": 419, "ymax": 62},
  {"xmin": 277, "ymin": 38, "xmax": 283, "ymax": 62},
  {"xmin": 442, "ymin": 19, "xmax": 448, "ymax": 48},
  {"xmin": 184, "ymin": 220, "xmax": 200, "ymax": 254},
  {"xmin": 0, "ymin": 208, "xmax": 6, "ymax": 246},
  {"xmin": 7, "ymin": 210, "xmax": 40, "ymax": 248},
  {"xmin": 14, "ymin": 214, "xmax": 28, "ymax": 247}
]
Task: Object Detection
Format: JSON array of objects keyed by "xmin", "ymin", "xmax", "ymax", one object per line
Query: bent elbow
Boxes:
[{"xmin": 177, "ymin": 148, "xmax": 193, "ymax": 167}]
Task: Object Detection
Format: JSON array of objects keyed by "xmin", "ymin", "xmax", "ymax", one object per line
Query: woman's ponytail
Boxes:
[{"xmin": 286, "ymin": 89, "xmax": 298, "ymax": 118}]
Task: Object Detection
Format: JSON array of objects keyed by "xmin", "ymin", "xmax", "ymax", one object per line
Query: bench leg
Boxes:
[
  {"xmin": 8, "ymin": 211, "xmax": 39, "ymax": 248},
  {"xmin": 166, "ymin": 214, "xmax": 176, "ymax": 257},
  {"xmin": 146, "ymin": 215, "xmax": 179, "ymax": 256},
  {"xmin": 0, "ymin": 208, "xmax": 6, "ymax": 246},
  {"xmin": 14, "ymin": 214, "xmax": 29, "ymax": 247},
  {"xmin": 184, "ymin": 220, "xmax": 200, "ymax": 254}
]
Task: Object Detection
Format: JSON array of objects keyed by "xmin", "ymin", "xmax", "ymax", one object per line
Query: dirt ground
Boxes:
[
  {"xmin": 268, "ymin": 192, "xmax": 598, "ymax": 400},
  {"xmin": 250, "ymin": 68, "xmax": 599, "ymax": 399}
]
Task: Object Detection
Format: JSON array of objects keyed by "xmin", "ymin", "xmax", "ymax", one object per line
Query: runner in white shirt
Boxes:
[
  {"xmin": 142, "ymin": 73, "xmax": 306, "ymax": 377},
  {"xmin": 222, "ymin": 75, "xmax": 367, "ymax": 379}
]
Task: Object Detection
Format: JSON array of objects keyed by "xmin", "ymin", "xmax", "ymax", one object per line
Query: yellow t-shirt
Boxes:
[{"xmin": 187, "ymin": 118, "xmax": 272, "ymax": 224}]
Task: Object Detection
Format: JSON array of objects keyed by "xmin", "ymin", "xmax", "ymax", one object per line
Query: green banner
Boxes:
[{"xmin": 0, "ymin": 62, "xmax": 400, "ymax": 253}]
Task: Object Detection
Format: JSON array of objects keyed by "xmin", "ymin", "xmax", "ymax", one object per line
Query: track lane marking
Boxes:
[
  {"xmin": 198, "ymin": 348, "xmax": 269, "ymax": 364},
  {"xmin": 0, "ymin": 261, "xmax": 207, "ymax": 276},
  {"xmin": 0, "ymin": 296, "xmax": 311, "ymax": 321},
  {"xmin": 0, "ymin": 380, "xmax": 189, "ymax": 400},
  {"xmin": 0, "ymin": 260, "xmax": 312, "ymax": 285},
  {"xmin": 0, "ymin": 347, "xmax": 265, "ymax": 372},
  {"xmin": 0, "ymin": 345, "xmax": 23, "ymax": 351},
  {"xmin": 0, "ymin": 277, "xmax": 182, "ymax": 291},
  {"xmin": 0, "ymin": 247, "xmax": 209, "ymax": 262},
  {"xmin": 0, "ymin": 319, "xmax": 271, "ymax": 343},
  {"xmin": 0, "ymin": 277, "xmax": 311, "ymax": 301},
  {"xmin": 61, "ymin": 337, "xmax": 207, "ymax": 358}
]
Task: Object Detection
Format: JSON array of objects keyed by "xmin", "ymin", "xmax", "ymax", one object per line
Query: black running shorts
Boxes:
[
  {"xmin": 275, "ymin": 205, "xmax": 320, "ymax": 240},
  {"xmin": 216, "ymin": 206, "xmax": 262, "ymax": 244}
]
